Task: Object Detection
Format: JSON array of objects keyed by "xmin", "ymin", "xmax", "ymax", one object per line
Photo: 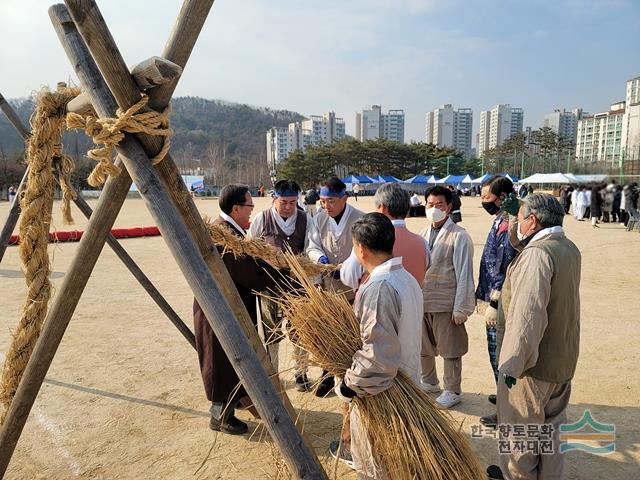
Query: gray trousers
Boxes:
[{"xmin": 497, "ymin": 376, "xmax": 571, "ymax": 480}]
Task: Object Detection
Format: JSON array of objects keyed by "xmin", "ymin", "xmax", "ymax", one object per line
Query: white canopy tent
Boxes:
[{"xmin": 519, "ymin": 173, "xmax": 578, "ymax": 184}]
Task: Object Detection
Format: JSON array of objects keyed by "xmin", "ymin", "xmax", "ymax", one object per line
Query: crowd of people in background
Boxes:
[
  {"xmin": 189, "ymin": 173, "xmax": 590, "ymax": 480},
  {"xmin": 557, "ymin": 181, "xmax": 640, "ymax": 228}
]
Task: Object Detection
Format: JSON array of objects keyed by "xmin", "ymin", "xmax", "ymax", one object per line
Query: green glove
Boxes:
[
  {"xmin": 503, "ymin": 374, "xmax": 517, "ymax": 389},
  {"xmin": 501, "ymin": 192, "xmax": 521, "ymax": 216}
]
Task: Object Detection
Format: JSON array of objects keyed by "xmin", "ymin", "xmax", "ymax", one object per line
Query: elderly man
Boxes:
[
  {"xmin": 477, "ymin": 176, "xmax": 518, "ymax": 427},
  {"xmin": 334, "ymin": 213, "xmax": 423, "ymax": 479},
  {"xmin": 194, "ymin": 184, "xmax": 286, "ymax": 435},
  {"xmin": 248, "ymin": 179, "xmax": 325, "ymax": 391},
  {"xmin": 420, "ymin": 185, "xmax": 475, "ymax": 409},
  {"xmin": 313, "ymin": 176, "xmax": 364, "ymax": 397},
  {"xmin": 487, "ymin": 193, "xmax": 581, "ymax": 480},
  {"xmin": 341, "ymin": 182, "xmax": 430, "ymax": 288}
]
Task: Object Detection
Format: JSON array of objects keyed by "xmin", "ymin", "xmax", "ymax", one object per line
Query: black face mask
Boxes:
[{"xmin": 482, "ymin": 201, "xmax": 500, "ymax": 215}]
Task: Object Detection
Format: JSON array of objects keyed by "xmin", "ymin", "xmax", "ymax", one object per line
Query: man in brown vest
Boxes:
[
  {"xmin": 420, "ymin": 185, "xmax": 475, "ymax": 409},
  {"xmin": 487, "ymin": 193, "xmax": 581, "ymax": 480},
  {"xmin": 248, "ymin": 179, "xmax": 325, "ymax": 392},
  {"xmin": 194, "ymin": 184, "xmax": 287, "ymax": 435}
]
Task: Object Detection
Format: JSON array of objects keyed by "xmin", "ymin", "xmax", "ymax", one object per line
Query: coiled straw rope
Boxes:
[
  {"xmin": 0, "ymin": 87, "xmax": 172, "ymax": 423},
  {"xmin": 0, "ymin": 85, "xmax": 79, "ymax": 422},
  {"xmin": 66, "ymin": 94, "xmax": 171, "ymax": 187}
]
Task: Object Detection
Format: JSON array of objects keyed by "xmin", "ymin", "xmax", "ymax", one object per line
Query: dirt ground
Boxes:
[{"xmin": 1, "ymin": 194, "xmax": 639, "ymax": 479}]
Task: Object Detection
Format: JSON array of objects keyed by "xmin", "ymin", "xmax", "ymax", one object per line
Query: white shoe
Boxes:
[
  {"xmin": 436, "ymin": 390, "xmax": 462, "ymax": 409},
  {"xmin": 419, "ymin": 380, "xmax": 441, "ymax": 393}
]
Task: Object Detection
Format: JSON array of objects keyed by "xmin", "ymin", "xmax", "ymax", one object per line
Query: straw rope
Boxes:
[
  {"xmin": 0, "ymin": 85, "xmax": 79, "ymax": 422},
  {"xmin": 66, "ymin": 94, "xmax": 172, "ymax": 187},
  {"xmin": 0, "ymin": 87, "xmax": 172, "ymax": 424},
  {"xmin": 204, "ymin": 218, "xmax": 334, "ymax": 277}
]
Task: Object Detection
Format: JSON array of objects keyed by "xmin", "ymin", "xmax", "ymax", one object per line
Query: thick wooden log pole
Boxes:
[
  {"xmin": 0, "ymin": 4, "xmax": 197, "ymax": 474},
  {"xmin": 0, "ymin": 93, "xmax": 29, "ymax": 139},
  {"xmin": 130, "ymin": 56, "xmax": 183, "ymax": 90},
  {"xmin": 0, "ymin": 91, "xmax": 195, "ymax": 349},
  {"xmin": 59, "ymin": 3, "xmax": 322, "ymax": 477},
  {"xmin": 0, "ymin": 2, "xmax": 323, "ymax": 478},
  {"xmin": 66, "ymin": 0, "xmax": 318, "ymax": 459},
  {"xmin": 67, "ymin": 58, "xmax": 182, "ymax": 114},
  {"xmin": 0, "ymin": 92, "xmax": 29, "ymax": 264},
  {"xmin": 0, "ymin": 169, "xmax": 27, "ymax": 264}
]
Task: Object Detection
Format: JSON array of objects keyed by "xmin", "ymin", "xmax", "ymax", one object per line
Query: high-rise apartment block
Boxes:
[
  {"xmin": 543, "ymin": 108, "xmax": 588, "ymax": 144},
  {"xmin": 355, "ymin": 105, "xmax": 405, "ymax": 143},
  {"xmin": 477, "ymin": 104, "xmax": 525, "ymax": 157},
  {"xmin": 425, "ymin": 104, "xmax": 473, "ymax": 158},
  {"xmin": 576, "ymin": 76, "xmax": 640, "ymax": 163},
  {"xmin": 266, "ymin": 111, "xmax": 345, "ymax": 165}
]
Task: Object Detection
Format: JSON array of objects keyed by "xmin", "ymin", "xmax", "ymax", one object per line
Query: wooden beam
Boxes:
[
  {"xmin": 66, "ymin": 57, "xmax": 182, "ymax": 114},
  {"xmin": 0, "ymin": 93, "xmax": 29, "ymax": 139},
  {"xmin": 0, "ymin": 89, "xmax": 195, "ymax": 349},
  {"xmin": 59, "ymin": 3, "xmax": 323, "ymax": 477},
  {"xmin": 130, "ymin": 56, "xmax": 182, "ymax": 90},
  {"xmin": 0, "ymin": 2, "xmax": 323, "ymax": 478},
  {"xmin": 66, "ymin": 0, "xmax": 320, "ymax": 463},
  {"xmin": 0, "ymin": 169, "xmax": 27, "ymax": 264}
]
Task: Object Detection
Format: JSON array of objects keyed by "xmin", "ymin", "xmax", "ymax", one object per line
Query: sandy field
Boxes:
[{"xmin": 1, "ymin": 194, "xmax": 639, "ymax": 479}]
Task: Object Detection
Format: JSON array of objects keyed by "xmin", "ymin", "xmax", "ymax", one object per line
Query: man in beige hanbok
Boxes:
[
  {"xmin": 487, "ymin": 193, "xmax": 581, "ymax": 480},
  {"xmin": 419, "ymin": 185, "xmax": 475, "ymax": 409},
  {"xmin": 335, "ymin": 213, "xmax": 423, "ymax": 480}
]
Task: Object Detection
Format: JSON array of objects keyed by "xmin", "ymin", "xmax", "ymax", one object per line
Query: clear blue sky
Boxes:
[{"xmin": 1, "ymin": 0, "xmax": 639, "ymax": 143}]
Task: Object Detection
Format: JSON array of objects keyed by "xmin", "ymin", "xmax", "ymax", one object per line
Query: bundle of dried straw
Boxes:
[
  {"xmin": 204, "ymin": 218, "xmax": 334, "ymax": 278},
  {"xmin": 269, "ymin": 251, "xmax": 484, "ymax": 480}
]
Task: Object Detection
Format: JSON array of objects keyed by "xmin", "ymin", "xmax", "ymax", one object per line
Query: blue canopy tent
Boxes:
[
  {"xmin": 436, "ymin": 174, "xmax": 467, "ymax": 185},
  {"xmin": 342, "ymin": 174, "xmax": 376, "ymax": 193},
  {"xmin": 375, "ymin": 175, "xmax": 402, "ymax": 183}
]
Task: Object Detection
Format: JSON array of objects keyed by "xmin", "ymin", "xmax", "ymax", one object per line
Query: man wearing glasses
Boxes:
[{"xmin": 194, "ymin": 184, "xmax": 288, "ymax": 435}]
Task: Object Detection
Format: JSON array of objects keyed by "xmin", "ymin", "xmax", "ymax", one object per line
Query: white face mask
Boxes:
[
  {"xmin": 426, "ymin": 207, "xmax": 447, "ymax": 224},
  {"xmin": 517, "ymin": 216, "xmax": 533, "ymax": 241}
]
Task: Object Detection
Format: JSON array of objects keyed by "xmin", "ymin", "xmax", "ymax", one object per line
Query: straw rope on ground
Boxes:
[
  {"xmin": 266, "ymin": 250, "xmax": 485, "ymax": 480},
  {"xmin": 204, "ymin": 218, "xmax": 335, "ymax": 278},
  {"xmin": 0, "ymin": 85, "xmax": 173, "ymax": 424}
]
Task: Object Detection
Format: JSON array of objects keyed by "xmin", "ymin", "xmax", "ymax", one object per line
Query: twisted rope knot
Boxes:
[{"xmin": 66, "ymin": 94, "xmax": 172, "ymax": 187}]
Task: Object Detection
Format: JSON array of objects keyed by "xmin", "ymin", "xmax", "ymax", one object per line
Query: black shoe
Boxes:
[
  {"xmin": 488, "ymin": 394, "xmax": 497, "ymax": 405},
  {"xmin": 480, "ymin": 413, "xmax": 497, "ymax": 429},
  {"xmin": 487, "ymin": 464, "xmax": 504, "ymax": 479},
  {"xmin": 295, "ymin": 373, "xmax": 310, "ymax": 392},
  {"xmin": 329, "ymin": 440, "xmax": 355, "ymax": 470},
  {"xmin": 209, "ymin": 414, "xmax": 248, "ymax": 435},
  {"xmin": 314, "ymin": 376, "xmax": 335, "ymax": 397}
]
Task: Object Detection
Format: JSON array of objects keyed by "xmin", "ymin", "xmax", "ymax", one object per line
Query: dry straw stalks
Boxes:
[
  {"xmin": 204, "ymin": 218, "xmax": 334, "ymax": 278},
  {"xmin": 268, "ymin": 251, "xmax": 485, "ymax": 480}
]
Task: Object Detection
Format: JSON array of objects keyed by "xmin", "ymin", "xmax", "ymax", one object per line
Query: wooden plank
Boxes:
[{"xmin": 130, "ymin": 56, "xmax": 182, "ymax": 90}]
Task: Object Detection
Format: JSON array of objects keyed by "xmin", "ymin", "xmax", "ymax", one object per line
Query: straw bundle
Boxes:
[
  {"xmin": 270, "ymin": 251, "xmax": 484, "ymax": 480},
  {"xmin": 204, "ymin": 218, "xmax": 334, "ymax": 278}
]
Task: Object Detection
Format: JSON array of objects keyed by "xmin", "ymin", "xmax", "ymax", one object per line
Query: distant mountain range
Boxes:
[{"xmin": 0, "ymin": 94, "xmax": 303, "ymax": 166}]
